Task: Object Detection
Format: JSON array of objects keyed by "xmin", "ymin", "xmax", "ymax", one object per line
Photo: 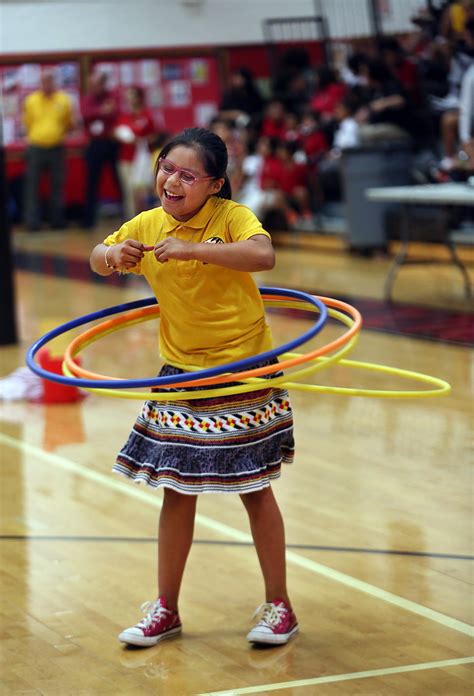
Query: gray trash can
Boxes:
[{"xmin": 341, "ymin": 145, "xmax": 413, "ymax": 251}]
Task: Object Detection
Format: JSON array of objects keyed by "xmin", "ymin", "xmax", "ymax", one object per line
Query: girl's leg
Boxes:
[
  {"xmin": 158, "ymin": 488, "xmax": 197, "ymax": 611},
  {"xmin": 240, "ymin": 486, "xmax": 290, "ymax": 605}
]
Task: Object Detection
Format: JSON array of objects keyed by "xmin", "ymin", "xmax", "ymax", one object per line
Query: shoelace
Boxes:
[
  {"xmin": 138, "ymin": 600, "xmax": 171, "ymax": 628},
  {"xmin": 252, "ymin": 602, "xmax": 286, "ymax": 627}
]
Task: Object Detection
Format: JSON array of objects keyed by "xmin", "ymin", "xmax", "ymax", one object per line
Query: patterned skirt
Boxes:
[{"xmin": 113, "ymin": 361, "xmax": 295, "ymax": 495}]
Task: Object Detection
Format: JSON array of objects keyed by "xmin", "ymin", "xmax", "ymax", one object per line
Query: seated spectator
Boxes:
[
  {"xmin": 260, "ymin": 100, "xmax": 288, "ymax": 140},
  {"xmin": 408, "ymin": 7, "xmax": 440, "ymax": 54},
  {"xmin": 317, "ymin": 94, "xmax": 362, "ymax": 204},
  {"xmin": 209, "ymin": 116, "xmax": 245, "ymax": 194},
  {"xmin": 283, "ymin": 112, "xmax": 301, "ymax": 145},
  {"xmin": 332, "ymin": 95, "xmax": 361, "ymax": 150},
  {"xmin": 238, "ymin": 136, "xmax": 281, "ymax": 218},
  {"xmin": 340, "ymin": 52, "xmax": 370, "ymax": 90},
  {"xmin": 114, "ymin": 86, "xmax": 155, "ymax": 219},
  {"xmin": 272, "ymin": 47, "xmax": 315, "ymax": 115},
  {"xmin": 435, "ymin": 17, "xmax": 474, "ymax": 170},
  {"xmin": 435, "ymin": 60, "xmax": 474, "ymax": 178},
  {"xmin": 417, "ymin": 39, "xmax": 451, "ymax": 101},
  {"xmin": 309, "ymin": 65, "xmax": 348, "ymax": 148},
  {"xmin": 356, "ymin": 58, "xmax": 415, "ymax": 143},
  {"xmin": 379, "ymin": 37, "xmax": 421, "ymax": 104},
  {"xmin": 218, "ymin": 67, "xmax": 264, "ymax": 129},
  {"xmin": 295, "ymin": 110, "xmax": 330, "ymax": 217},
  {"xmin": 279, "ymin": 71, "xmax": 314, "ymax": 118},
  {"xmin": 310, "ymin": 66, "xmax": 347, "ymax": 122},
  {"xmin": 261, "ymin": 140, "xmax": 313, "ymax": 228},
  {"xmin": 299, "ymin": 110, "xmax": 330, "ymax": 165}
]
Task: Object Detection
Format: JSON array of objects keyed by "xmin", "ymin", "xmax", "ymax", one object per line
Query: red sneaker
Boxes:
[
  {"xmin": 118, "ymin": 597, "xmax": 182, "ymax": 647},
  {"xmin": 247, "ymin": 598, "xmax": 299, "ymax": 645}
]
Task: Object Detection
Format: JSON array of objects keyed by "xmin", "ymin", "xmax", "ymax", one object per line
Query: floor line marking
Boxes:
[
  {"xmin": 1, "ymin": 534, "xmax": 471, "ymax": 559},
  {"xmin": 196, "ymin": 657, "xmax": 474, "ymax": 695},
  {"xmin": 284, "ymin": 549, "xmax": 473, "ymax": 636},
  {"xmin": 1, "ymin": 432, "xmax": 472, "ymax": 637}
]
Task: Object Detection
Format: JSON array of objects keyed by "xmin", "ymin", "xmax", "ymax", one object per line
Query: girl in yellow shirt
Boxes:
[{"xmin": 90, "ymin": 128, "xmax": 298, "ymax": 648}]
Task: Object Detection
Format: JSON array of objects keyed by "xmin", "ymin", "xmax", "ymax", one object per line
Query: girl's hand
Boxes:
[
  {"xmin": 154, "ymin": 237, "xmax": 192, "ymax": 263},
  {"xmin": 109, "ymin": 240, "xmax": 154, "ymax": 269}
]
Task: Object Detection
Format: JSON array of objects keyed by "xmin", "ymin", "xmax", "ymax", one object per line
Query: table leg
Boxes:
[
  {"xmin": 384, "ymin": 204, "xmax": 410, "ymax": 301},
  {"xmin": 446, "ymin": 237, "xmax": 472, "ymax": 297}
]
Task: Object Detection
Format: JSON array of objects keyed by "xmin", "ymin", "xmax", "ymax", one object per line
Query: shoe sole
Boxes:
[
  {"xmin": 247, "ymin": 624, "xmax": 299, "ymax": 645},
  {"xmin": 118, "ymin": 625, "xmax": 182, "ymax": 647}
]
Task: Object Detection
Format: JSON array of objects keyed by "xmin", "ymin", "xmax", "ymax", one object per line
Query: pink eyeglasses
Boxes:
[{"xmin": 158, "ymin": 158, "xmax": 215, "ymax": 186}]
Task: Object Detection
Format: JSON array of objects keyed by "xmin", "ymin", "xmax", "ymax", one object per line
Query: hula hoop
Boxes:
[
  {"xmin": 281, "ymin": 355, "xmax": 451, "ymax": 398},
  {"xmin": 26, "ymin": 287, "xmax": 328, "ymax": 389},
  {"xmin": 64, "ymin": 295, "xmax": 360, "ymax": 387},
  {"xmin": 61, "ymin": 331, "xmax": 450, "ymax": 401},
  {"xmin": 61, "ymin": 298, "xmax": 450, "ymax": 400},
  {"xmin": 166, "ymin": 295, "xmax": 360, "ymax": 386},
  {"xmin": 63, "ymin": 299, "xmax": 359, "ymax": 397},
  {"xmin": 26, "ymin": 286, "xmax": 451, "ymax": 400},
  {"xmin": 62, "ymin": 301, "xmax": 361, "ymax": 400}
]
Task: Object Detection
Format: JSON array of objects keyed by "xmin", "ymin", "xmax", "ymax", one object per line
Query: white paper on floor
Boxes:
[{"xmin": 0, "ymin": 367, "xmax": 44, "ymax": 401}]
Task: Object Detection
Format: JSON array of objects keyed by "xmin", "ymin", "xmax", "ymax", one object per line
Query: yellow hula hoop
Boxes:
[
  {"xmin": 62, "ymin": 347, "xmax": 451, "ymax": 400},
  {"xmin": 62, "ymin": 298, "xmax": 450, "ymax": 399},
  {"xmin": 63, "ymin": 301, "xmax": 361, "ymax": 400},
  {"xmin": 64, "ymin": 295, "xmax": 361, "ymax": 386},
  {"xmin": 64, "ymin": 299, "xmax": 353, "ymax": 381}
]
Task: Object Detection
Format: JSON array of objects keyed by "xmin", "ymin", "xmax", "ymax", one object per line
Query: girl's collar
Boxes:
[{"xmin": 162, "ymin": 196, "xmax": 221, "ymax": 231}]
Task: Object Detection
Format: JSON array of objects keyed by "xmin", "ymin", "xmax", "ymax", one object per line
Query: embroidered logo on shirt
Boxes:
[{"xmin": 202, "ymin": 236, "xmax": 224, "ymax": 264}]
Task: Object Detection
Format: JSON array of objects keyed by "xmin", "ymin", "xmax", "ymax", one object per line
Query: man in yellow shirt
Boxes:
[{"xmin": 22, "ymin": 69, "xmax": 74, "ymax": 230}]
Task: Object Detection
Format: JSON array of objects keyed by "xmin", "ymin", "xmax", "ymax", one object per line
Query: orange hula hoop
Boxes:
[{"xmin": 64, "ymin": 294, "xmax": 361, "ymax": 387}]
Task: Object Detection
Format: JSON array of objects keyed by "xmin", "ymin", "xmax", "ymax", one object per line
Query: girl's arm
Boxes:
[
  {"xmin": 90, "ymin": 240, "xmax": 154, "ymax": 275},
  {"xmin": 153, "ymin": 234, "xmax": 275, "ymax": 272}
]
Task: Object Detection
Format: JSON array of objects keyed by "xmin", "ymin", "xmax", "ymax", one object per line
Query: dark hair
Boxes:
[
  {"xmin": 156, "ymin": 127, "xmax": 232, "ymax": 199},
  {"xmin": 316, "ymin": 65, "xmax": 338, "ymax": 89},
  {"xmin": 366, "ymin": 57, "xmax": 392, "ymax": 83},
  {"xmin": 347, "ymin": 51, "xmax": 369, "ymax": 75},
  {"xmin": 340, "ymin": 93, "xmax": 361, "ymax": 116},
  {"xmin": 379, "ymin": 37, "xmax": 403, "ymax": 55},
  {"xmin": 233, "ymin": 67, "xmax": 259, "ymax": 94}
]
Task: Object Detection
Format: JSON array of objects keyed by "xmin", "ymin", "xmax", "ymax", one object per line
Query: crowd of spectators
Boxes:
[
  {"xmin": 19, "ymin": 0, "xmax": 474, "ymax": 233},
  {"xmin": 213, "ymin": 0, "xmax": 474, "ymax": 231}
]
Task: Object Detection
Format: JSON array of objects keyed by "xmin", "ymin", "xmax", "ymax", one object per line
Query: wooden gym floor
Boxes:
[{"xmin": 0, "ymin": 223, "xmax": 472, "ymax": 695}]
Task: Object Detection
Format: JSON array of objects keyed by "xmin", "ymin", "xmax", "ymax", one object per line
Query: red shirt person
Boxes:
[
  {"xmin": 81, "ymin": 71, "xmax": 122, "ymax": 228},
  {"xmin": 114, "ymin": 86, "xmax": 156, "ymax": 218},
  {"xmin": 115, "ymin": 86, "xmax": 155, "ymax": 162},
  {"xmin": 261, "ymin": 140, "xmax": 312, "ymax": 225},
  {"xmin": 310, "ymin": 66, "xmax": 347, "ymax": 120},
  {"xmin": 260, "ymin": 100, "xmax": 288, "ymax": 140}
]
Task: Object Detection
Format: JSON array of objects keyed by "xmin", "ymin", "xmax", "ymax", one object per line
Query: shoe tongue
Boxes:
[
  {"xmin": 157, "ymin": 595, "xmax": 168, "ymax": 608},
  {"xmin": 271, "ymin": 598, "xmax": 288, "ymax": 608}
]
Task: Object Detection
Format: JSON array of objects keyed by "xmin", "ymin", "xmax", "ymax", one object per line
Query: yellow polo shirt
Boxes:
[
  {"xmin": 104, "ymin": 197, "xmax": 274, "ymax": 368},
  {"xmin": 23, "ymin": 90, "xmax": 73, "ymax": 147}
]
